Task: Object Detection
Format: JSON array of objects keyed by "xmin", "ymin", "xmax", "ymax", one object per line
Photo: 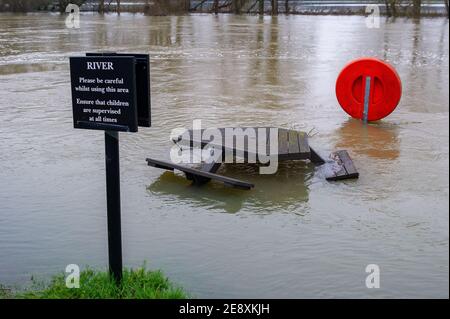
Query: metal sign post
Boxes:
[
  {"xmin": 105, "ymin": 130, "xmax": 123, "ymax": 282},
  {"xmin": 70, "ymin": 53, "xmax": 150, "ymax": 283}
]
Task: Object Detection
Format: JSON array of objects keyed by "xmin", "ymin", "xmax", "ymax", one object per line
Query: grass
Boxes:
[{"xmin": 1, "ymin": 267, "xmax": 188, "ymax": 299}]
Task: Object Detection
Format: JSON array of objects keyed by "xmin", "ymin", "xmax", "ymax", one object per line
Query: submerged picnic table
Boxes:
[{"xmin": 146, "ymin": 127, "xmax": 359, "ymax": 190}]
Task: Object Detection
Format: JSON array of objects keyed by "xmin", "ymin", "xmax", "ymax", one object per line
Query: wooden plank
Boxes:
[
  {"xmin": 297, "ymin": 131, "xmax": 310, "ymax": 154},
  {"xmin": 146, "ymin": 160, "xmax": 175, "ymax": 171},
  {"xmin": 326, "ymin": 150, "xmax": 359, "ymax": 181},
  {"xmin": 278, "ymin": 129, "xmax": 289, "ymax": 155},
  {"xmin": 146, "ymin": 158, "xmax": 254, "ymax": 189},
  {"xmin": 288, "ymin": 130, "xmax": 300, "ymax": 154},
  {"xmin": 336, "ymin": 150, "xmax": 359, "ymax": 177},
  {"xmin": 327, "ymin": 171, "xmax": 349, "ymax": 181}
]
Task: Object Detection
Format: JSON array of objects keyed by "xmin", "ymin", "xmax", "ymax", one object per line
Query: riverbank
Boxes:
[
  {"xmin": 0, "ymin": 1, "xmax": 448, "ymax": 17},
  {"xmin": 0, "ymin": 267, "xmax": 187, "ymax": 299},
  {"xmin": 189, "ymin": 1, "xmax": 449, "ymax": 17}
]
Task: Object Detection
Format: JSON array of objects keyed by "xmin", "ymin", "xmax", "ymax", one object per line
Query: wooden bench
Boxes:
[{"xmin": 146, "ymin": 158, "xmax": 254, "ymax": 190}]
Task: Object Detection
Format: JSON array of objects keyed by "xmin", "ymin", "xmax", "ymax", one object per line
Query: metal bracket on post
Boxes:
[
  {"xmin": 363, "ymin": 76, "xmax": 371, "ymax": 123},
  {"xmin": 105, "ymin": 130, "xmax": 123, "ymax": 283}
]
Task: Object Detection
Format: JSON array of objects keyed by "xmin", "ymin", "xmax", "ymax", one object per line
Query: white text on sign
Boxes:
[{"xmin": 87, "ymin": 62, "xmax": 114, "ymax": 71}]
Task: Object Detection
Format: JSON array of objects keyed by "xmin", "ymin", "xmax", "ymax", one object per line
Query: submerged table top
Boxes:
[{"xmin": 174, "ymin": 127, "xmax": 311, "ymax": 160}]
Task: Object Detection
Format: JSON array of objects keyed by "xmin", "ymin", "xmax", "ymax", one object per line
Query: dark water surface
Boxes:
[{"xmin": 0, "ymin": 13, "xmax": 448, "ymax": 298}]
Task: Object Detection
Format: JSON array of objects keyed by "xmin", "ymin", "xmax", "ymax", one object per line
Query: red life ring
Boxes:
[{"xmin": 336, "ymin": 58, "xmax": 402, "ymax": 121}]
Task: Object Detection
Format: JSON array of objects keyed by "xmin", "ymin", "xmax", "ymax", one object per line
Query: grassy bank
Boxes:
[{"xmin": 1, "ymin": 267, "xmax": 188, "ymax": 299}]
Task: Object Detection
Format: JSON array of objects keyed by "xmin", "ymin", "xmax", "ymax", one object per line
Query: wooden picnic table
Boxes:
[{"xmin": 147, "ymin": 127, "xmax": 359, "ymax": 190}]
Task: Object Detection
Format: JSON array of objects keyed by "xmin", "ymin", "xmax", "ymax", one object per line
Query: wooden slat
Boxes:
[
  {"xmin": 288, "ymin": 130, "xmax": 300, "ymax": 154},
  {"xmin": 297, "ymin": 131, "xmax": 310, "ymax": 154},
  {"xmin": 326, "ymin": 150, "xmax": 359, "ymax": 181},
  {"xmin": 146, "ymin": 158, "xmax": 254, "ymax": 189},
  {"xmin": 329, "ymin": 167, "xmax": 348, "ymax": 181},
  {"xmin": 336, "ymin": 150, "xmax": 359, "ymax": 177},
  {"xmin": 147, "ymin": 160, "xmax": 175, "ymax": 171},
  {"xmin": 278, "ymin": 129, "xmax": 289, "ymax": 155}
]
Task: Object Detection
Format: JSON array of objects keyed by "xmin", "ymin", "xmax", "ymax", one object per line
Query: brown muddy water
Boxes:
[{"xmin": 0, "ymin": 13, "xmax": 448, "ymax": 298}]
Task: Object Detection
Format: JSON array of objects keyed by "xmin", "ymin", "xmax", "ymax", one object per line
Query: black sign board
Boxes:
[
  {"xmin": 86, "ymin": 53, "xmax": 151, "ymax": 128},
  {"xmin": 70, "ymin": 53, "xmax": 151, "ymax": 132}
]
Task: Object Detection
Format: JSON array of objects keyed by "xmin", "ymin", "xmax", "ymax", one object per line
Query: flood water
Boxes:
[{"xmin": 0, "ymin": 13, "xmax": 448, "ymax": 298}]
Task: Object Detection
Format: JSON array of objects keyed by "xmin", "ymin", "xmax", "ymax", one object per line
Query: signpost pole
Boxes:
[
  {"xmin": 105, "ymin": 130, "xmax": 123, "ymax": 283},
  {"xmin": 70, "ymin": 53, "xmax": 150, "ymax": 284}
]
